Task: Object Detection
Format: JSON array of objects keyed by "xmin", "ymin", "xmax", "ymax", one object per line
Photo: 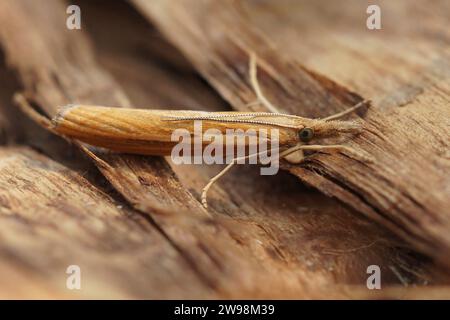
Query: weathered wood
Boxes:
[
  {"xmin": 0, "ymin": 0, "xmax": 448, "ymax": 298},
  {"xmin": 0, "ymin": 0, "xmax": 266, "ymax": 298},
  {"xmin": 133, "ymin": 0, "xmax": 450, "ymax": 268},
  {"xmin": 0, "ymin": 146, "xmax": 214, "ymax": 299},
  {"xmin": 79, "ymin": 0, "xmax": 450, "ymax": 289},
  {"xmin": 0, "ymin": 0, "xmax": 338, "ymax": 298}
]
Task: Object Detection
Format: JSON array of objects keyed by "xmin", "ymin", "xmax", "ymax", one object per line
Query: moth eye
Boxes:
[{"xmin": 299, "ymin": 127, "xmax": 314, "ymax": 142}]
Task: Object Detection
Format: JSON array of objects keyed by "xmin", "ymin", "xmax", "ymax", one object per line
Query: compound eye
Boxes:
[{"xmin": 299, "ymin": 127, "xmax": 314, "ymax": 142}]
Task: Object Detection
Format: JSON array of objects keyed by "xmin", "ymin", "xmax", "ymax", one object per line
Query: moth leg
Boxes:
[
  {"xmin": 201, "ymin": 161, "xmax": 236, "ymax": 209},
  {"xmin": 322, "ymin": 100, "xmax": 371, "ymax": 121},
  {"xmin": 300, "ymin": 145, "xmax": 368, "ymax": 161},
  {"xmin": 249, "ymin": 52, "xmax": 281, "ymax": 114},
  {"xmin": 280, "ymin": 144, "xmax": 371, "ymax": 162},
  {"xmin": 201, "ymin": 149, "xmax": 265, "ymax": 208},
  {"xmin": 244, "ymin": 100, "xmax": 262, "ymax": 108}
]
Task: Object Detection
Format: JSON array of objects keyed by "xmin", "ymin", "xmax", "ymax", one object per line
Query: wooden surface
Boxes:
[
  {"xmin": 0, "ymin": 0, "xmax": 448, "ymax": 299},
  {"xmin": 134, "ymin": 0, "xmax": 450, "ymax": 267}
]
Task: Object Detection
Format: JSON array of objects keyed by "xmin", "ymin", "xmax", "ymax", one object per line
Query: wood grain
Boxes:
[
  {"xmin": 0, "ymin": 0, "xmax": 448, "ymax": 298},
  {"xmin": 0, "ymin": 0, "xmax": 258, "ymax": 298},
  {"xmin": 80, "ymin": 0, "xmax": 450, "ymax": 292},
  {"xmin": 0, "ymin": 146, "xmax": 213, "ymax": 299},
  {"xmin": 132, "ymin": 0, "xmax": 450, "ymax": 268}
]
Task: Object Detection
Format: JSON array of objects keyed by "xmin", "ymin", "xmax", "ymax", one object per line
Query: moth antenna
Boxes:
[
  {"xmin": 161, "ymin": 112, "xmax": 303, "ymax": 121},
  {"xmin": 322, "ymin": 100, "xmax": 371, "ymax": 121},
  {"xmin": 208, "ymin": 118, "xmax": 299, "ymax": 129},
  {"xmin": 163, "ymin": 116, "xmax": 299, "ymax": 129}
]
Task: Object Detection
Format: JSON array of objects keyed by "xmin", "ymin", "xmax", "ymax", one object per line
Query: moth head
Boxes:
[{"xmin": 297, "ymin": 119, "xmax": 363, "ymax": 144}]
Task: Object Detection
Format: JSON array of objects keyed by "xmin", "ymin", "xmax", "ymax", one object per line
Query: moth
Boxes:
[{"xmin": 17, "ymin": 53, "xmax": 370, "ymax": 208}]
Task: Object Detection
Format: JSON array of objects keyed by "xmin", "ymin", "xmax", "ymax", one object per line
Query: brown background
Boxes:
[{"xmin": 0, "ymin": 0, "xmax": 448, "ymax": 298}]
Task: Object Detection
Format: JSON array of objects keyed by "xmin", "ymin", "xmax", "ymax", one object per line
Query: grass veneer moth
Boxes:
[{"xmin": 17, "ymin": 53, "xmax": 371, "ymax": 209}]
